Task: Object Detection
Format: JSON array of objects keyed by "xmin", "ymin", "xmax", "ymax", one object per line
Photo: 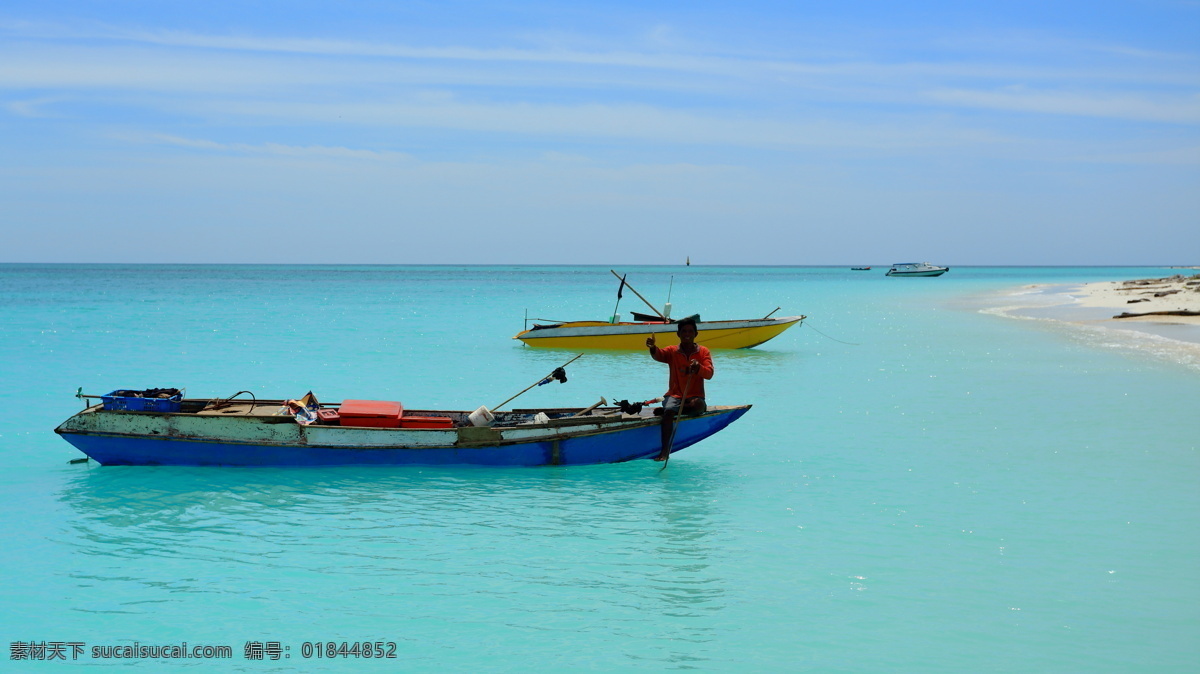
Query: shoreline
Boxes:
[
  {"xmin": 1067, "ymin": 274, "xmax": 1200, "ymax": 333},
  {"xmin": 980, "ymin": 273, "xmax": 1200, "ymax": 371}
]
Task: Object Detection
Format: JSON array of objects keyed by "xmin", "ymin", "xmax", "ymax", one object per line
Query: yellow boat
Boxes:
[{"xmin": 514, "ymin": 315, "xmax": 805, "ymax": 350}]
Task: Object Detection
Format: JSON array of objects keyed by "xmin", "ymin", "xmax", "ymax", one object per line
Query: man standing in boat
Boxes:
[{"xmin": 646, "ymin": 317, "xmax": 714, "ymax": 461}]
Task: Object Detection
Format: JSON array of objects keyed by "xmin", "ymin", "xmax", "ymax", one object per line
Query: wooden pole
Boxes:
[
  {"xmin": 609, "ymin": 273, "xmax": 625, "ymax": 323},
  {"xmin": 609, "ymin": 270, "xmax": 668, "ymax": 321},
  {"xmin": 660, "ymin": 365, "xmax": 697, "ymax": 471},
  {"xmin": 570, "ymin": 397, "xmax": 608, "ymax": 418},
  {"xmin": 493, "ymin": 353, "xmax": 584, "ymax": 411}
]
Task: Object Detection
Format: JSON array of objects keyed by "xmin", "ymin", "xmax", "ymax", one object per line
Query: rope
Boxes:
[{"xmin": 804, "ymin": 321, "xmax": 860, "ymax": 346}]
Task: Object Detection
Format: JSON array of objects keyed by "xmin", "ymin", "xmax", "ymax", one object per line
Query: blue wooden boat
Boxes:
[{"xmin": 55, "ymin": 393, "xmax": 750, "ymax": 467}]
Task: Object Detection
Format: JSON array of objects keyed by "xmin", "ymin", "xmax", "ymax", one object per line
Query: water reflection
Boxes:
[{"xmin": 58, "ymin": 463, "xmax": 738, "ymax": 663}]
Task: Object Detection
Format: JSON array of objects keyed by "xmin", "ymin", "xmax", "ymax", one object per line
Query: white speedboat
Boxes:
[{"xmin": 886, "ymin": 262, "xmax": 949, "ymax": 277}]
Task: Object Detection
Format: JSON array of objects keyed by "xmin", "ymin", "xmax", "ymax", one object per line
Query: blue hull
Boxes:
[{"xmin": 57, "ymin": 407, "xmax": 749, "ymax": 467}]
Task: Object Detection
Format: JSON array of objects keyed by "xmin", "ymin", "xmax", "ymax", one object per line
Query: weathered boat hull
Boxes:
[
  {"xmin": 55, "ymin": 405, "xmax": 750, "ymax": 467},
  {"xmin": 514, "ymin": 316, "xmax": 804, "ymax": 350}
]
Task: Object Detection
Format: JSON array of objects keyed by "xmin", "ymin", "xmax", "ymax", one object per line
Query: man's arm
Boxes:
[
  {"xmin": 696, "ymin": 348, "xmax": 714, "ymax": 380},
  {"xmin": 647, "ymin": 334, "xmax": 670, "ymax": 362}
]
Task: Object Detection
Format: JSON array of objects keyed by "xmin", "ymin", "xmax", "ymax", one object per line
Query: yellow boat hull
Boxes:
[{"xmin": 514, "ymin": 316, "xmax": 805, "ymax": 350}]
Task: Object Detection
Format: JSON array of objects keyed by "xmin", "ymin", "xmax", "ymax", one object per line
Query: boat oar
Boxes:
[
  {"xmin": 493, "ymin": 354, "xmax": 583, "ymax": 411},
  {"xmin": 609, "ymin": 270, "xmax": 668, "ymax": 321},
  {"xmin": 660, "ymin": 364, "xmax": 697, "ymax": 471},
  {"xmin": 570, "ymin": 397, "xmax": 607, "ymax": 417}
]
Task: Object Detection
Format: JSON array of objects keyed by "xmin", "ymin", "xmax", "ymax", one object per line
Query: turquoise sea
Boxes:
[{"xmin": 1, "ymin": 265, "xmax": 1197, "ymax": 672}]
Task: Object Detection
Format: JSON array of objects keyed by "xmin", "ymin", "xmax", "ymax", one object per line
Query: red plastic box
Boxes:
[
  {"xmin": 399, "ymin": 415, "xmax": 455, "ymax": 429},
  {"xmin": 338, "ymin": 400, "xmax": 403, "ymax": 428},
  {"xmin": 316, "ymin": 409, "xmax": 340, "ymax": 425}
]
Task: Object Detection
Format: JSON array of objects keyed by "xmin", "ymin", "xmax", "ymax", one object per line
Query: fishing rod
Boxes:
[{"xmin": 493, "ymin": 353, "xmax": 583, "ymax": 411}]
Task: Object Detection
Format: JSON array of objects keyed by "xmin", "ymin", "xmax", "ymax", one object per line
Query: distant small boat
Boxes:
[
  {"xmin": 886, "ymin": 262, "xmax": 949, "ymax": 277},
  {"xmin": 851, "ymin": 267, "xmax": 871, "ymax": 271}
]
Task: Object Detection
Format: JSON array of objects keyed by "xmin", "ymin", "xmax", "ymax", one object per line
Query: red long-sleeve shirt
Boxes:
[{"xmin": 651, "ymin": 344, "xmax": 714, "ymax": 399}]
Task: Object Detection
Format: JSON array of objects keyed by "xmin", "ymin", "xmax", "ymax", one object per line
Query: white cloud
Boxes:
[
  {"xmin": 929, "ymin": 88, "xmax": 1200, "ymax": 124},
  {"xmin": 183, "ymin": 96, "xmax": 1015, "ymax": 152},
  {"xmin": 113, "ymin": 132, "xmax": 415, "ymax": 161},
  {"xmin": 4, "ymin": 95, "xmax": 64, "ymax": 117},
  {"xmin": 1081, "ymin": 144, "xmax": 1200, "ymax": 165},
  {"xmin": 4, "ymin": 19, "xmax": 1197, "ymax": 95}
]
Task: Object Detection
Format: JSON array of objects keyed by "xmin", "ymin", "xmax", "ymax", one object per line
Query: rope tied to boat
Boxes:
[{"xmin": 803, "ymin": 321, "xmax": 860, "ymax": 346}]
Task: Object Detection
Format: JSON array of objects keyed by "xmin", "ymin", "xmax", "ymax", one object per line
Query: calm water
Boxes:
[{"xmin": 1, "ymin": 265, "xmax": 1197, "ymax": 672}]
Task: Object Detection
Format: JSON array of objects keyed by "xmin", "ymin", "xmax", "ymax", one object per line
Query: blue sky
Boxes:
[{"xmin": 1, "ymin": 1, "xmax": 1197, "ymax": 264}]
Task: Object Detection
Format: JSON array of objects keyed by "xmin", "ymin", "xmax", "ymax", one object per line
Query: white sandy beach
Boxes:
[
  {"xmin": 1071, "ymin": 274, "xmax": 1200, "ymax": 326},
  {"xmin": 1005, "ymin": 273, "xmax": 1200, "ymax": 355},
  {"xmin": 984, "ymin": 273, "xmax": 1200, "ymax": 366}
]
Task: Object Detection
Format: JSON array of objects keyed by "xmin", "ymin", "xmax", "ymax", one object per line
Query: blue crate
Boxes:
[{"xmin": 101, "ymin": 389, "xmax": 183, "ymax": 413}]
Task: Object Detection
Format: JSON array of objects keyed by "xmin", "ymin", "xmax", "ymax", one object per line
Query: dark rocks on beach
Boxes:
[
  {"xmin": 1114, "ymin": 310, "xmax": 1200, "ymax": 319},
  {"xmin": 1123, "ymin": 274, "xmax": 1187, "ymax": 287}
]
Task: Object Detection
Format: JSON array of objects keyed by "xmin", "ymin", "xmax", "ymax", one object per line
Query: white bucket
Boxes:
[
  {"xmin": 533, "ymin": 412, "xmax": 551, "ymax": 424},
  {"xmin": 468, "ymin": 406, "xmax": 495, "ymax": 427},
  {"xmin": 663, "ymin": 302, "xmax": 672, "ymax": 319}
]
